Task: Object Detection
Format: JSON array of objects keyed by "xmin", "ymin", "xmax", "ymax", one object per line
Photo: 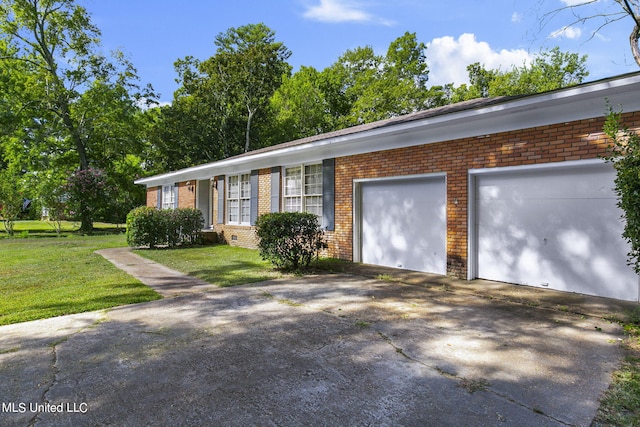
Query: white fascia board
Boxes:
[{"xmin": 136, "ymin": 74, "xmax": 640, "ymax": 188}]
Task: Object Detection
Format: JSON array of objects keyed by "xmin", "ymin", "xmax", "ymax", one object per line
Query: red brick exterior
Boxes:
[
  {"xmin": 146, "ymin": 186, "xmax": 160, "ymax": 208},
  {"xmin": 332, "ymin": 112, "xmax": 640, "ymax": 278},
  {"xmin": 178, "ymin": 181, "xmax": 196, "ymax": 208},
  {"xmin": 145, "ymin": 111, "xmax": 640, "ymax": 278}
]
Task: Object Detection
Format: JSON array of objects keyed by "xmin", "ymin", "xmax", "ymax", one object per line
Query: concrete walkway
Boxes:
[
  {"xmin": 95, "ymin": 247, "xmax": 215, "ymax": 296},
  {"xmin": 0, "ymin": 247, "xmax": 633, "ymax": 426}
]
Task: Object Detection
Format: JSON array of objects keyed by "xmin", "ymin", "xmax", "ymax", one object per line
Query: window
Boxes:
[
  {"xmin": 283, "ymin": 164, "xmax": 323, "ymax": 219},
  {"xmin": 227, "ymin": 174, "xmax": 251, "ymax": 224},
  {"xmin": 162, "ymin": 184, "xmax": 175, "ymax": 210}
]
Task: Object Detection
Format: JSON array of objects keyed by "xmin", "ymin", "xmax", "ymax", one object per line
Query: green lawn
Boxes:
[
  {"xmin": 0, "ymin": 233, "xmax": 161, "ymax": 326},
  {"xmin": 134, "ymin": 244, "xmax": 282, "ymax": 287},
  {"xmin": 2, "ymin": 219, "xmax": 125, "ymax": 237}
]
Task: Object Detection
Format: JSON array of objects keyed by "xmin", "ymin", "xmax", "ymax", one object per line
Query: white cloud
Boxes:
[
  {"xmin": 550, "ymin": 25, "xmax": 582, "ymax": 39},
  {"xmin": 303, "ymin": 0, "xmax": 393, "ymax": 25},
  {"xmin": 511, "ymin": 12, "xmax": 522, "ymax": 23},
  {"xmin": 426, "ymin": 33, "xmax": 532, "ymax": 87}
]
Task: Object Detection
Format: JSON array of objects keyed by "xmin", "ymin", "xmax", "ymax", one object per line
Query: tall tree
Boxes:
[
  {"xmin": 310, "ymin": 32, "xmax": 431, "ymax": 128},
  {"xmin": 205, "ymin": 23, "xmax": 292, "ymax": 153},
  {"xmin": 451, "ymin": 47, "xmax": 588, "ymax": 101},
  {"xmin": 147, "ymin": 23, "xmax": 291, "ymax": 173},
  {"xmin": 0, "ymin": 0, "xmax": 151, "ymax": 231},
  {"xmin": 269, "ymin": 66, "xmax": 335, "ymax": 143}
]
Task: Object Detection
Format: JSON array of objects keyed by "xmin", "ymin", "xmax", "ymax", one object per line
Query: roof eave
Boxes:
[{"xmin": 135, "ymin": 72, "xmax": 640, "ymax": 187}]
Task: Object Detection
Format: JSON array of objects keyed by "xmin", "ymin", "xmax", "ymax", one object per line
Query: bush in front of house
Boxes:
[
  {"xmin": 165, "ymin": 208, "xmax": 205, "ymax": 247},
  {"xmin": 254, "ymin": 212, "xmax": 327, "ymax": 271},
  {"xmin": 126, "ymin": 207, "xmax": 204, "ymax": 248}
]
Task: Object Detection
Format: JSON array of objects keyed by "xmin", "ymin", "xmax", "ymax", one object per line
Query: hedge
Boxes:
[
  {"xmin": 126, "ymin": 206, "xmax": 204, "ymax": 248},
  {"xmin": 254, "ymin": 212, "xmax": 327, "ymax": 270}
]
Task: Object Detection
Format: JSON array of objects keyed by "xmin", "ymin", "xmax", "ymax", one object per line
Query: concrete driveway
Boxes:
[{"xmin": 0, "ymin": 250, "xmax": 629, "ymax": 426}]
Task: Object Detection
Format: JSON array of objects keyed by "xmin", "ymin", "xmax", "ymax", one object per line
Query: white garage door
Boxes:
[
  {"xmin": 475, "ymin": 161, "xmax": 638, "ymax": 301},
  {"xmin": 360, "ymin": 175, "xmax": 446, "ymax": 274}
]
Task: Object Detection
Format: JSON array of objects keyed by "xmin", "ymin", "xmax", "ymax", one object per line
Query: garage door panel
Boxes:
[
  {"xmin": 476, "ymin": 163, "xmax": 638, "ymax": 301},
  {"xmin": 362, "ymin": 177, "xmax": 446, "ymax": 274}
]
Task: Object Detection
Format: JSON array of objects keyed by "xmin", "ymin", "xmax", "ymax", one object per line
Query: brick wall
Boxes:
[
  {"xmin": 143, "ymin": 111, "xmax": 640, "ymax": 278},
  {"xmin": 146, "ymin": 186, "xmax": 160, "ymax": 208},
  {"xmin": 177, "ymin": 181, "xmax": 196, "ymax": 208},
  {"xmin": 331, "ymin": 112, "xmax": 640, "ymax": 278}
]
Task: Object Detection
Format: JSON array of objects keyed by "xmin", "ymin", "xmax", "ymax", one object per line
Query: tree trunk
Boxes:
[
  {"xmin": 245, "ymin": 108, "xmax": 254, "ymax": 153},
  {"xmin": 58, "ymin": 96, "xmax": 93, "ymax": 233},
  {"xmin": 631, "ymin": 24, "xmax": 640, "ymax": 67},
  {"xmin": 33, "ymin": 7, "xmax": 92, "ymax": 232}
]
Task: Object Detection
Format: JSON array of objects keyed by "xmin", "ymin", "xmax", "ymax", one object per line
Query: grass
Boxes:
[
  {"xmin": 593, "ymin": 309, "xmax": 640, "ymax": 426},
  {"xmin": 1, "ymin": 219, "xmax": 125, "ymax": 238},
  {"xmin": 134, "ymin": 244, "xmax": 282, "ymax": 287},
  {"xmin": 0, "ymin": 232, "xmax": 161, "ymax": 326}
]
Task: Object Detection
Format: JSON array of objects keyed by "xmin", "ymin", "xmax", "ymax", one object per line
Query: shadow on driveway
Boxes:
[{"xmin": 0, "ymin": 269, "xmax": 626, "ymax": 426}]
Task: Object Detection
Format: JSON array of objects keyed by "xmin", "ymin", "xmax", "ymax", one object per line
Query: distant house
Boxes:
[{"xmin": 136, "ymin": 72, "xmax": 640, "ymax": 302}]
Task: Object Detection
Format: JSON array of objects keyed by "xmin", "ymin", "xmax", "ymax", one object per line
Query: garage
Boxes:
[
  {"xmin": 472, "ymin": 160, "xmax": 639, "ymax": 301},
  {"xmin": 356, "ymin": 174, "xmax": 447, "ymax": 274}
]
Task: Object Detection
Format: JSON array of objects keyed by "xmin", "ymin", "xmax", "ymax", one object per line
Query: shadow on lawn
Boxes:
[{"xmin": 190, "ymin": 260, "xmax": 282, "ymax": 287}]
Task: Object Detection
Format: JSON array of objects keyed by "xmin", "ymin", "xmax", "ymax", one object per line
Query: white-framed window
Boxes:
[
  {"xmin": 283, "ymin": 164, "xmax": 323, "ymax": 219},
  {"xmin": 162, "ymin": 184, "xmax": 175, "ymax": 210},
  {"xmin": 227, "ymin": 173, "xmax": 251, "ymax": 224}
]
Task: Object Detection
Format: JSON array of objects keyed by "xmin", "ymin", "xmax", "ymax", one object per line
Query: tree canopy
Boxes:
[
  {"xmin": 0, "ymin": 0, "xmax": 153, "ymax": 230},
  {"xmin": 450, "ymin": 47, "xmax": 589, "ymax": 101},
  {"xmin": 0, "ymin": 2, "xmax": 596, "ymax": 231}
]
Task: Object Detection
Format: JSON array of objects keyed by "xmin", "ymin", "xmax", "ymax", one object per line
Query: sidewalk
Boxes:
[{"xmin": 95, "ymin": 247, "xmax": 214, "ymax": 297}]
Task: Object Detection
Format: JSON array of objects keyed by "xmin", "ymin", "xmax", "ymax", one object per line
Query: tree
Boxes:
[
  {"xmin": 0, "ymin": 168, "xmax": 24, "ymax": 235},
  {"xmin": 36, "ymin": 170, "xmax": 68, "ymax": 234},
  {"xmin": 603, "ymin": 107, "xmax": 640, "ymax": 274},
  {"xmin": 281, "ymin": 32, "xmax": 431, "ymax": 130},
  {"xmin": 146, "ymin": 23, "xmax": 292, "ymax": 174},
  {"xmin": 0, "ymin": 0, "xmax": 152, "ymax": 232},
  {"xmin": 538, "ymin": 0, "xmax": 640, "ymax": 66},
  {"xmin": 269, "ymin": 66, "xmax": 335, "ymax": 142},
  {"xmin": 451, "ymin": 47, "xmax": 588, "ymax": 101},
  {"xmin": 204, "ymin": 23, "xmax": 292, "ymax": 153}
]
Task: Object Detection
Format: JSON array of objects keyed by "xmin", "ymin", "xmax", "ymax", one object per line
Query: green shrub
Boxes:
[
  {"xmin": 126, "ymin": 207, "xmax": 204, "ymax": 248},
  {"xmin": 166, "ymin": 208, "xmax": 205, "ymax": 247},
  {"xmin": 254, "ymin": 212, "xmax": 327, "ymax": 271}
]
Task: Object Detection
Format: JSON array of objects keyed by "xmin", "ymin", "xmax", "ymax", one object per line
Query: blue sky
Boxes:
[{"xmin": 80, "ymin": 0, "xmax": 640, "ymax": 103}]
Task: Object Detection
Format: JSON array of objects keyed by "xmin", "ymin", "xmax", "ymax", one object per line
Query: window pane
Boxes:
[
  {"xmin": 284, "ymin": 166, "xmax": 302, "ymax": 196},
  {"xmin": 228, "ymin": 199, "xmax": 239, "ymax": 223},
  {"xmin": 240, "ymin": 199, "xmax": 251, "ymax": 223},
  {"xmin": 162, "ymin": 185, "xmax": 174, "ymax": 210},
  {"xmin": 305, "ymin": 195, "xmax": 322, "ymax": 217},
  {"xmin": 305, "ymin": 167, "xmax": 322, "ymax": 195},
  {"xmin": 240, "ymin": 174, "xmax": 251, "ymax": 199},
  {"xmin": 228, "ymin": 176, "xmax": 239, "ymax": 199},
  {"xmin": 284, "ymin": 196, "xmax": 302, "ymax": 212}
]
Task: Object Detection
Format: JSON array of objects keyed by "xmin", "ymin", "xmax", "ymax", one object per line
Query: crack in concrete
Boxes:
[
  {"xmin": 374, "ymin": 329, "xmax": 574, "ymax": 426},
  {"xmin": 26, "ymin": 312, "xmax": 109, "ymax": 426},
  {"xmin": 266, "ymin": 289, "xmax": 581, "ymax": 426}
]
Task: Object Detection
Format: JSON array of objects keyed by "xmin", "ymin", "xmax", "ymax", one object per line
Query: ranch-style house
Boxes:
[{"xmin": 136, "ymin": 72, "xmax": 640, "ymax": 302}]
